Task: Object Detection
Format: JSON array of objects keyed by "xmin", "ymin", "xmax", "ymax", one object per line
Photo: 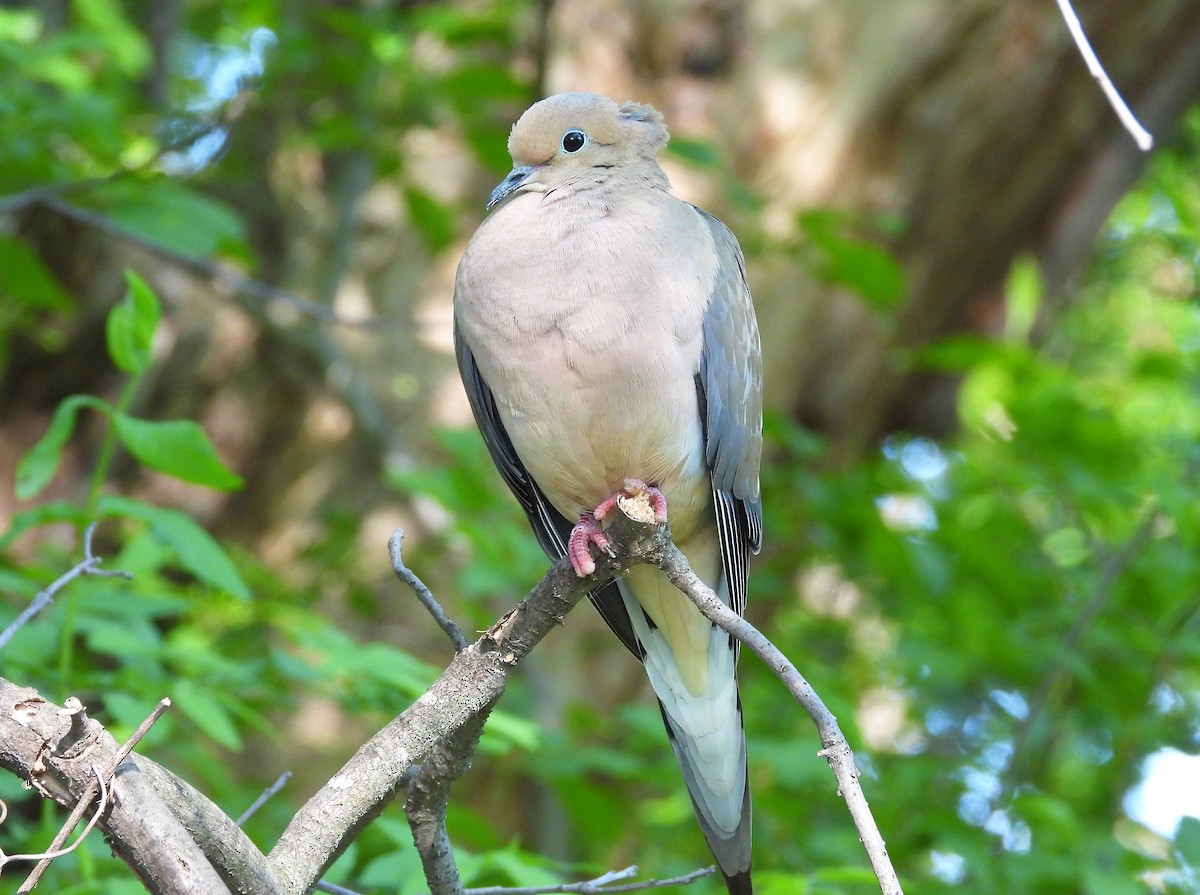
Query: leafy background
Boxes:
[{"xmin": 1, "ymin": 2, "xmax": 1199, "ymax": 894}]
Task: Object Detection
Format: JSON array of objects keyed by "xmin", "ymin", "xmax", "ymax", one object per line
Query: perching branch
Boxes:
[
  {"xmin": 1, "ymin": 511, "xmax": 899, "ymax": 895},
  {"xmin": 267, "ymin": 514, "xmax": 668, "ymax": 894},
  {"xmin": 650, "ymin": 543, "xmax": 904, "ymax": 895},
  {"xmin": 344, "ymin": 516, "xmax": 901, "ymax": 895},
  {"xmin": 0, "ymin": 681, "xmax": 236, "ymax": 894}
]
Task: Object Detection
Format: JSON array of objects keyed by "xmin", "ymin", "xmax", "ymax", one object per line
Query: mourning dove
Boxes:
[{"xmin": 454, "ymin": 93, "xmax": 762, "ymax": 895}]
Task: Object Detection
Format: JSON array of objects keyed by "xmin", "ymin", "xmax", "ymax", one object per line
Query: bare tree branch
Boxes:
[
  {"xmin": 314, "ymin": 864, "xmax": 715, "ymax": 895},
  {"xmin": 403, "ymin": 714, "xmax": 489, "ymax": 895},
  {"xmin": 1, "ymin": 767, "xmax": 109, "ymax": 871},
  {"xmin": 18, "ymin": 697, "xmax": 171, "ymax": 892},
  {"xmin": 266, "ymin": 515, "xmax": 669, "ymax": 894},
  {"xmin": 392, "ymin": 528, "xmax": 468, "ymax": 651},
  {"xmin": 2, "ymin": 194, "xmax": 386, "ymax": 329},
  {"xmin": 0, "ymin": 681, "xmax": 235, "ymax": 894},
  {"xmin": 236, "ymin": 771, "xmax": 294, "ymax": 827},
  {"xmin": 0, "ymin": 511, "xmax": 899, "ymax": 895},
  {"xmin": 649, "ymin": 542, "xmax": 905, "ymax": 895},
  {"xmin": 1055, "ymin": 0, "xmax": 1154, "ymax": 149},
  {"xmin": 0, "ymin": 523, "xmax": 131, "ymax": 651},
  {"xmin": 461, "ymin": 864, "xmax": 716, "ymax": 895}
]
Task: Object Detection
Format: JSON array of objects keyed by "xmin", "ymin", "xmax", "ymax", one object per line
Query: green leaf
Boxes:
[
  {"xmin": 173, "ymin": 678, "xmax": 242, "ymax": 750},
  {"xmin": 754, "ymin": 870, "xmax": 810, "ymax": 895},
  {"xmin": 1005, "ymin": 254, "xmax": 1043, "ymax": 343},
  {"xmin": 112, "ymin": 415, "xmax": 242, "ymax": 490},
  {"xmin": 799, "ymin": 210, "xmax": 905, "ymax": 310},
  {"xmin": 0, "ymin": 234, "xmax": 73, "ymax": 311},
  {"xmin": 106, "ymin": 270, "xmax": 160, "ymax": 374},
  {"xmin": 74, "ymin": 0, "xmax": 152, "ymax": 76},
  {"xmin": 668, "ymin": 137, "xmax": 722, "ymax": 169},
  {"xmin": 15, "ymin": 394, "xmax": 110, "ymax": 499},
  {"xmin": 479, "ymin": 710, "xmax": 540, "ymax": 753},
  {"xmin": 98, "ymin": 496, "xmax": 250, "ymax": 599},
  {"xmin": 916, "ymin": 336, "xmax": 1013, "ymax": 373},
  {"xmin": 0, "ymin": 501, "xmax": 89, "ymax": 549},
  {"xmin": 83, "ymin": 180, "xmax": 246, "ymax": 259},
  {"xmin": 403, "ymin": 187, "xmax": 456, "ymax": 253},
  {"xmin": 1175, "ymin": 816, "xmax": 1200, "ymax": 867}
]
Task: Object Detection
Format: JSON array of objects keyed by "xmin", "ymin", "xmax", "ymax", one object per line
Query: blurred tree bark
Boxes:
[
  {"xmin": 551, "ymin": 0, "xmax": 1200, "ymax": 455},
  {"xmin": 8, "ymin": 0, "xmax": 1199, "ymax": 537},
  {"xmin": 3, "ymin": 0, "xmax": 1200, "ymax": 876}
]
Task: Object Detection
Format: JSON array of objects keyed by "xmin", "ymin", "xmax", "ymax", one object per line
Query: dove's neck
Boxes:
[{"xmin": 544, "ymin": 159, "xmax": 670, "ymax": 213}]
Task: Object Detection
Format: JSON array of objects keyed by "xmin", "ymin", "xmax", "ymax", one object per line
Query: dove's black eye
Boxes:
[{"xmin": 561, "ymin": 129, "xmax": 588, "ymax": 153}]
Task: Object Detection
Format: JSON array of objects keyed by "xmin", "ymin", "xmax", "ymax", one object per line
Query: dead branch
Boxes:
[
  {"xmin": 650, "ymin": 542, "xmax": 904, "ymax": 895},
  {"xmin": 391, "ymin": 528, "xmax": 468, "ymax": 651},
  {"xmin": 0, "ymin": 510, "xmax": 898, "ymax": 895},
  {"xmin": 0, "ymin": 523, "xmax": 131, "ymax": 651},
  {"xmin": 266, "ymin": 513, "xmax": 667, "ymax": 893},
  {"xmin": 17, "ymin": 697, "xmax": 171, "ymax": 892},
  {"xmin": 0, "ymin": 681, "xmax": 235, "ymax": 894}
]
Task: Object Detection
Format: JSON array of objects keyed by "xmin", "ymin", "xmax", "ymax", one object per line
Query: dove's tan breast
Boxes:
[{"xmin": 455, "ymin": 188, "xmax": 718, "ymax": 540}]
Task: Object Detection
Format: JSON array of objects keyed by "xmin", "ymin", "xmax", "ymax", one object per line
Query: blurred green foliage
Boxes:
[{"xmin": 1, "ymin": 2, "xmax": 1199, "ymax": 894}]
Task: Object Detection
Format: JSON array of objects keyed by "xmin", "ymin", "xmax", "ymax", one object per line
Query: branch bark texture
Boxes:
[
  {"xmin": 266, "ymin": 516, "xmax": 669, "ymax": 894},
  {"xmin": 1, "ymin": 514, "xmax": 899, "ymax": 895},
  {"xmin": 652, "ymin": 545, "xmax": 903, "ymax": 895}
]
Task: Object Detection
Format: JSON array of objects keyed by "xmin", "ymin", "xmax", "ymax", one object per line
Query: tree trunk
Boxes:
[{"xmin": 549, "ymin": 0, "xmax": 1200, "ymax": 454}]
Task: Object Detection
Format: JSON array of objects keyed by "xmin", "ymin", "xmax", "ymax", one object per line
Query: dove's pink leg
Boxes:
[
  {"xmin": 593, "ymin": 478, "xmax": 668, "ymax": 523},
  {"xmin": 569, "ymin": 480, "xmax": 669, "ymax": 577},
  {"xmin": 568, "ymin": 512, "xmax": 614, "ymax": 577}
]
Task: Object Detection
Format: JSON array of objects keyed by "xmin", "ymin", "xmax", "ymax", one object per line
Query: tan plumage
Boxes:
[{"xmin": 454, "ymin": 93, "xmax": 762, "ymax": 895}]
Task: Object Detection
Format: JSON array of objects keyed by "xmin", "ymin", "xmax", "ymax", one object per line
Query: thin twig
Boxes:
[
  {"xmin": 13, "ymin": 195, "xmax": 386, "ymax": 328},
  {"xmin": 312, "ymin": 865, "xmax": 715, "ymax": 895},
  {"xmin": 236, "ymin": 771, "xmax": 293, "ymax": 826},
  {"xmin": 315, "ymin": 882, "xmax": 363, "ymax": 895},
  {"xmin": 1, "ymin": 767, "xmax": 110, "ymax": 870},
  {"xmin": 1055, "ymin": 0, "xmax": 1154, "ymax": 150},
  {"xmin": 654, "ymin": 543, "xmax": 904, "ymax": 895},
  {"xmin": 390, "ymin": 528, "xmax": 468, "ymax": 651},
  {"xmin": 463, "ymin": 864, "xmax": 715, "ymax": 895},
  {"xmin": 0, "ymin": 523, "xmax": 132, "ymax": 651},
  {"xmin": 17, "ymin": 697, "xmax": 172, "ymax": 892}
]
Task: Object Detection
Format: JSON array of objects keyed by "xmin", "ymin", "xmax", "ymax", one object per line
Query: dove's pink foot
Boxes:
[
  {"xmin": 568, "ymin": 512, "xmax": 614, "ymax": 577},
  {"xmin": 593, "ymin": 479, "xmax": 669, "ymax": 524}
]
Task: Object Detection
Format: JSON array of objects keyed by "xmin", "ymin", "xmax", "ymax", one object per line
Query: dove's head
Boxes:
[{"xmin": 486, "ymin": 92, "xmax": 670, "ymax": 210}]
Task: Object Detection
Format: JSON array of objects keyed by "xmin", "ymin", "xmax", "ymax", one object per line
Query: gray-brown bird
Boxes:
[{"xmin": 454, "ymin": 92, "xmax": 762, "ymax": 894}]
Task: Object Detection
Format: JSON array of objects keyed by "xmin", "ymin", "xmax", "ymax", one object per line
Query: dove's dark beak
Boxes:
[{"xmin": 487, "ymin": 165, "xmax": 534, "ymax": 210}]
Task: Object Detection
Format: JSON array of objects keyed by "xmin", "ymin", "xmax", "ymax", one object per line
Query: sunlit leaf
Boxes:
[
  {"xmin": 173, "ymin": 678, "xmax": 242, "ymax": 750},
  {"xmin": 15, "ymin": 394, "xmax": 109, "ymax": 500},
  {"xmin": 403, "ymin": 187, "xmax": 456, "ymax": 253},
  {"xmin": 0, "ymin": 234, "xmax": 73, "ymax": 311},
  {"xmin": 98, "ymin": 496, "xmax": 251, "ymax": 599},
  {"xmin": 113, "ymin": 415, "xmax": 242, "ymax": 490},
  {"xmin": 799, "ymin": 210, "xmax": 905, "ymax": 310},
  {"xmin": 84, "ymin": 180, "xmax": 246, "ymax": 259},
  {"xmin": 1005, "ymin": 254, "xmax": 1043, "ymax": 343},
  {"xmin": 106, "ymin": 270, "xmax": 160, "ymax": 374}
]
